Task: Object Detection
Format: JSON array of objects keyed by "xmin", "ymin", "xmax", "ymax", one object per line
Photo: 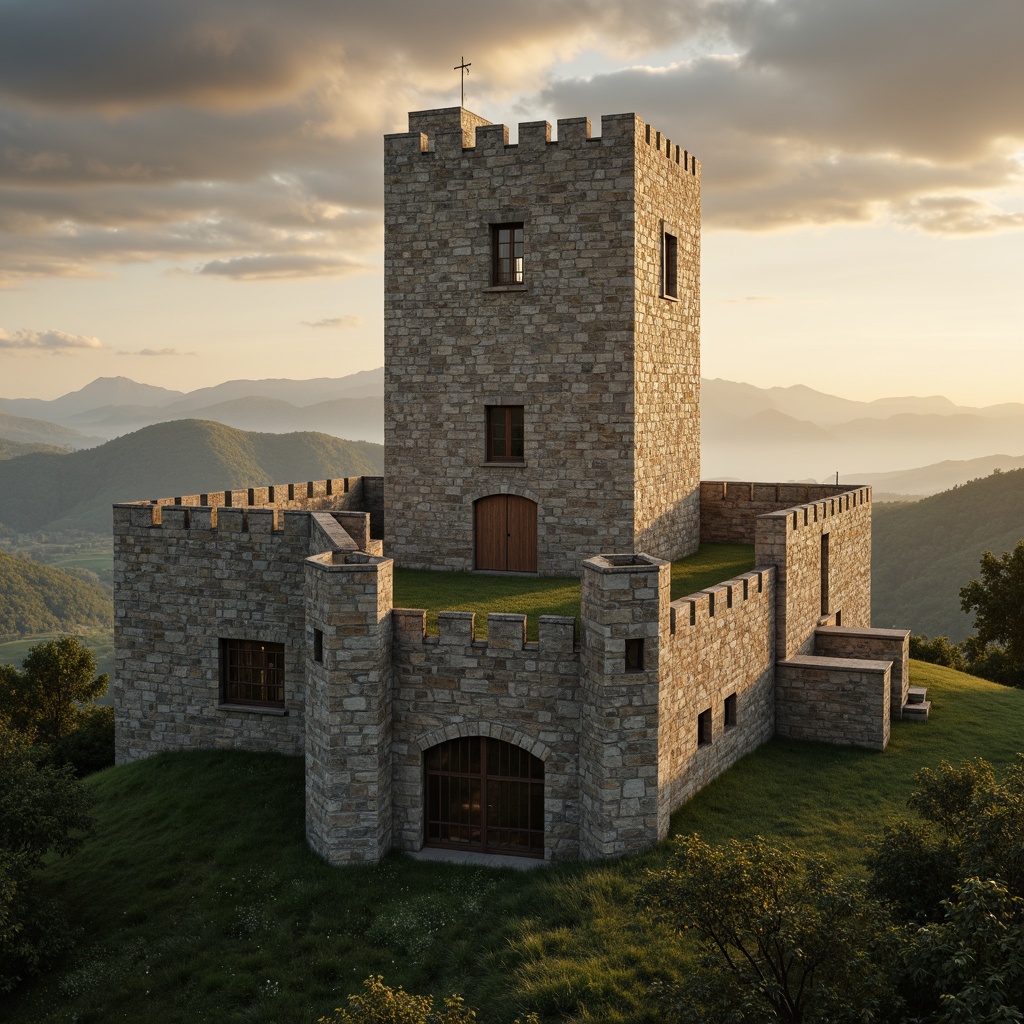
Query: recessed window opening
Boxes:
[
  {"xmin": 821, "ymin": 533, "xmax": 831, "ymax": 616},
  {"xmin": 313, "ymin": 628, "xmax": 324, "ymax": 664},
  {"xmin": 724, "ymin": 693, "xmax": 737, "ymax": 729},
  {"xmin": 492, "ymin": 223, "xmax": 524, "ymax": 285},
  {"xmin": 697, "ymin": 707, "xmax": 712, "ymax": 747},
  {"xmin": 625, "ymin": 638, "xmax": 645, "ymax": 672},
  {"xmin": 220, "ymin": 639, "xmax": 285, "ymax": 707},
  {"xmin": 663, "ymin": 232, "xmax": 678, "ymax": 298},
  {"xmin": 486, "ymin": 406, "xmax": 525, "ymax": 462}
]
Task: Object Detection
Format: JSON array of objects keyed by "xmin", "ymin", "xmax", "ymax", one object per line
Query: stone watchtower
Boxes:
[{"xmin": 384, "ymin": 108, "xmax": 701, "ymax": 576}]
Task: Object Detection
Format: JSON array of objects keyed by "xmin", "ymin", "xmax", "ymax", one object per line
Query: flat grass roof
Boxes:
[{"xmin": 393, "ymin": 543, "xmax": 755, "ymax": 641}]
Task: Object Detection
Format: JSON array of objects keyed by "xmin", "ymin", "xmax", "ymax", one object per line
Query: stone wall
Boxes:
[
  {"xmin": 389, "ymin": 609, "xmax": 581, "ymax": 861},
  {"xmin": 658, "ymin": 568, "xmax": 776, "ymax": 821},
  {"xmin": 305, "ymin": 551, "xmax": 393, "ymax": 865},
  {"xmin": 700, "ymin": 481, "xmax": 859, "ymax": 545},
  {"xmin": 776, "ymin": 655, "xmax": 890, "ymax": 750},
  {"xmin": 754, "ymin": 487, "xmax": 873, "ymax": 660},
  {"xmin": 384, "ymin": 108, "xmax": 701, "ymax": 576},
  {"xmin": 814, "ymin": 625, "xmax": 911, "ymax": 719}
]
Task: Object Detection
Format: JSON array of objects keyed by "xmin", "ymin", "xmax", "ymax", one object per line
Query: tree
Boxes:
[
  {"xmin": 0, "ymin": 719, "xmax": 92, "ymax": 992},
  {"xmin": 640, "ymin": 834, "xmax": 900, "ymax": 1024},
  {"xmin": 0, "ymin": 636, "xmax": 108, "ymax": 746},
  {"xmin": 959, "ymin": 540, "xmax": 1024, "ymax": 682}
]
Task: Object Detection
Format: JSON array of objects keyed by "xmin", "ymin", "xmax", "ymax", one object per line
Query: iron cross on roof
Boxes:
[{"xmin": 454, "ymin": 57, "xmax": 471, "ymax": 106}]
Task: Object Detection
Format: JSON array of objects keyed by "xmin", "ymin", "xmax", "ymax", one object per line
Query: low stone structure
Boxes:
[{"xmin": 113, "ymin": 106, "xmax": 911, "ymax": 865}]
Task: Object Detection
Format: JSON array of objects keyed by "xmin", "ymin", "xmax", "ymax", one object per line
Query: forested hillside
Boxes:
[
  {"xmin": 0, "ymin": 420, "xmax": 384, "ymax": 534},
  {"xmin": 0, "ymin": 551, "xmax": 113, "ymax": 637},
  {"xmin": 872, "ymin": 468, "xmax": 1024, "ymax": 639}
]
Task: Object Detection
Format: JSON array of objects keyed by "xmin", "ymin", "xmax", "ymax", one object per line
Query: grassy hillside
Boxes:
[
  {"xmin": 3, "ymin": 662, "xmax": 1021, "ymax": 1024},
  {"xmin": 0, "ymin": 550, "xmax": 113, "ymax": 638},
  {"xmin": 0, "ymin": 419, "xmax": 385, "ymax": 534},
  {"xmin": 873, "ymin": 467, "xmax": 1024, "ymax": 639}
]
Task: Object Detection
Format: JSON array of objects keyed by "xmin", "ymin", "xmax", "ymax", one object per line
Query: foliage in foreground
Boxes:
[
  {"xmin": 959, "ymin": 538, "xmax": 1024, "ymax": 683},
  {"xmin": 0, "ymin": 722, "xmax": 92, "ymax": 993},
  {"xmin": 641, "ymin": 835, "xmax": 900, "ymax": 1023}
]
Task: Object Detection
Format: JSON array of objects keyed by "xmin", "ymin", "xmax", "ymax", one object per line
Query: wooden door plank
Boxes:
[{"xmin": 475, "ymin": 495, "xmax": 507, "ymax": 570}]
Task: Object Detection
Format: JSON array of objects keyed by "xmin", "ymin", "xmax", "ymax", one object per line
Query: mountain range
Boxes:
[{"xmin": 2, "ymin": 370, "xmax": 1023, "ymax": 487}]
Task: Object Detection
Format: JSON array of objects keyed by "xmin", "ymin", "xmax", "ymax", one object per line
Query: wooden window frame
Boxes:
[
  {"xmin": 491, "ymin": 223, "xmax": 524, "ymax": 285},
  {"xmin": 486, "ymin": 405, "xmax": 525, "ymax": 463},
  {"xmin": 220, "ymin": 638, "xmax": 285, "ymax": 708}
]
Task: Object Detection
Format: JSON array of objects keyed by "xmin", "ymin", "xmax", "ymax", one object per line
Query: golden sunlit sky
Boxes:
[{"xmin": 1, "ymin": 0, "xmax": 1021, "ymax": 404}]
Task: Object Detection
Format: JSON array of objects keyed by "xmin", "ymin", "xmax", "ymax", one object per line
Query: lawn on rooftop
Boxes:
[{"xmin": 392, "ymin": 543, "xmax": 755, "ymax": 640}]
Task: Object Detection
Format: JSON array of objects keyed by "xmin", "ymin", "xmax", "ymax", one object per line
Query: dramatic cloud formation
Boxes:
[{"xmin": 0, "ymin": 328, "xmax": 102, "ymax": 351}]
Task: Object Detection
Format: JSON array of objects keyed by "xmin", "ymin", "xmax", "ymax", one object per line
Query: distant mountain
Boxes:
[
  {"xmin": 0, "ymin": 439, "xmax": 69, "ymax": 461},
  {"xmin": 0, "ymin": 410, "xmax": 100, "ymax": 450},
  {"xmin": 841, "ymin": 455, "xmax": 1024, "ymax": 499},
  {"xmin": 0, "ymin": 550, "xmax": 113, "ymax": 638},
  {"xmin": 0, "ymin": 420, "xmax": 384, "ymax": 534},
  {"xmin": 872, "ymin": 468, "xmax": 1024, "ymax": 641}
]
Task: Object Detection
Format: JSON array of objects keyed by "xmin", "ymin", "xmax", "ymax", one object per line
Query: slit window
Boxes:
[
  {"xmin": 663, "ymin": 232, "xmax": 678, "ymax": 298},
  {"xmin": 492, "ymin": 223, "xmax": 524, "ymax": 285},
  {"xmin": 697, "ymin": 707, "xmax": 712, "ymax": 747},
  {"xmin": 625, "ymin": 638, "xmax": 645, "ymax": 672},
  {"xmin": 724, "ymin": 693, "xmax": 737, "ymax": 729},
  {"xmin": 313, "ymin": 628, "xmax": 324, "ymax": 664}
]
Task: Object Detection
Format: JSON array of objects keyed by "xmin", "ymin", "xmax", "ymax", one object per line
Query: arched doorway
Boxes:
[
  {"xmin": 424, "ymin": 736, "xmax": 544, "ymax": 857},
  {"xmin": 475, "ymin": 494, "xmax": 537, "ymax": 572}
]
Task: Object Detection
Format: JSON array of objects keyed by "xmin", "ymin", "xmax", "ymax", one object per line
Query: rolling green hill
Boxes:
[
  {"xmin": 0, "ymin": 550, "xmax": 113, "ymax": 638},
  {"xmin": 872, "ymin": 468, "xmax": 1024, "ymax": 639},
  {"xmin": 1, "ymin": 662, "xmax": 1020, "ymax": 1024},
  {"xmin": 0, "ymin": 419, "xmax": 384, "ymax": 534}
]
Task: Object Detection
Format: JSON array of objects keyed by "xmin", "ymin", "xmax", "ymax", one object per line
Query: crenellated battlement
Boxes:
[
  {"xmin": 384, "ymin": 107, "xmax": 699, "ymax": 179},
  {"xmin": 669, "ymin": 567, "xmax": 774, "ymax": 637},
  {"xmin": 392, "ymin": 608, "xmax": 577, "ymax": 655}
]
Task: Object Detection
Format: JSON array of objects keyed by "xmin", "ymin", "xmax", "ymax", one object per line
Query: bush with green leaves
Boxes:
[
  {"xmin": 641, "ymin": 834, "xmax": 901, "ymax": 1024},
  {"xmin": 0, "ymin": 720, "xmax": 92, "ymax": 992},
  {"xmin": 959, "ymin": 540, "xmax": 1024, "ymax": 685},
  {"xmin": 49, "ymin": 703, "xmax": 115, "ymax": 777}
]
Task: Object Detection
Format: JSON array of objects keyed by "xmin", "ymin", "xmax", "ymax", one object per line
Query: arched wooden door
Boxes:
[
  {"xmin": 424, "ymin": 736, "xmax": 544, "ymax": 857},
  {"xmin": 474, "ymin": 494, "xmax": 537, "ymax": 572}
]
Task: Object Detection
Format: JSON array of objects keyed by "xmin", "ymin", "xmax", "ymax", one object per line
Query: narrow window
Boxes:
[
  {"xmin": 486, "ymin": 406, "xmax": 525, "ymax": 462},
  {"xmin": 220, "ymin": 639, "xmax": 285, "ymax": 707},
  {"xmin": 663, "ymin": 232, "xmax": 678, "ymax": 298},
  {"xmin": 820, "ymin": 533, "xmax": 830, "ymax": 615},
  {"xmin": 724, "ymin": 693, "xmax": 737, "ymax": 729},
  {"xmin": 625, "ymin": 638, "xmax": 645, "ymax": 672},
  {"xmin": 492, "ymin": 223, "xmax": 524, "ymax": 285},
  {"xmin": 313, "ymin": 628, "xmax": 324, "ymax": 664},
  {"xmin": 697, "ymin": 708, "xmax": 712, "ymax": 747}
]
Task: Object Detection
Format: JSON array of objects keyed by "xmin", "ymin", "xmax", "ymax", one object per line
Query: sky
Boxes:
[{"xmin": 0, "ymin": 0, "xmax": 1021, "ymax": 405}]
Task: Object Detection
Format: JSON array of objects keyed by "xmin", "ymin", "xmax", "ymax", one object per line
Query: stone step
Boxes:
[
  {"xmin": 902, "ymin": 700, "xmax": 931, "ymax": 722},
  {"xmin": 907, "ymin": 686, "xmax": 928, "ymax": 704}
]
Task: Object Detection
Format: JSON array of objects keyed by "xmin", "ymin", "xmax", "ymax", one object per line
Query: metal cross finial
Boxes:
[{"xmin": 454, "ymin": 57, "xmax": 471, "ymax": 107}]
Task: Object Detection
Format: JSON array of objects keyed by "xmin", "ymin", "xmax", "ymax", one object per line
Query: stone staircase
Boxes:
[{"xmin": 902, "ymin": 686, "xmax": 931, "ymax": 722}]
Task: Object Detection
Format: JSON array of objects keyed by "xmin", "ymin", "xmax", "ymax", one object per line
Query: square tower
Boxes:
[{"xmin": 384, "ymin": 107, "xmax": 701, "ymax": 576}]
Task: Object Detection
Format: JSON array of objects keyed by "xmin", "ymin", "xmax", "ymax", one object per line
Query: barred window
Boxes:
[{"xmin": 220, "ymin": 639, "xmax": 285, "ymax": 707}]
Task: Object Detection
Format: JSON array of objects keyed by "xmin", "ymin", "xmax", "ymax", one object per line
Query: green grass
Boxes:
[
  {"xmin": 393, "ymin": 544, "xmax": 754, "ymax": 641},
  {"xmin": 3, "ymin": 662, "xmax": 1021, "ymax": 1024}
]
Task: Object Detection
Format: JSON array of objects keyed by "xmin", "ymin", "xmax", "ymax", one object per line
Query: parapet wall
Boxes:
[
  {"xmin": 700, "ymin": 481, "xmax": 864, "ymax": 545},
  {"xmin": 659, "ymin": 567, "xmax": 776, "ymax": 820}
]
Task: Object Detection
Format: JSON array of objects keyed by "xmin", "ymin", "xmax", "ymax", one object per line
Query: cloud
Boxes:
[
  {"xmin": 197, "ymin": 253, "xmax": 371, "ymax": 280},
  {"xmin": 725, "ymin": 295, "xmax": 777, "ymax": 304},
  {"xmin": 533, "ymin": 0, "xmax": 1024, "ymax": 232},
  {"xmin": 302, "ymin": 315, "xmax": 362, "ymax": 329},
  {"xmin": 116, "ymin": 347, "xmax": 199, "ymax": 356},
  {"xmin": 892, "ymin": 196, "xmax": 1024, "ymax": 235},
  {"xmin": 0, "ymin": 327, "xmax": 102, "ymax": 351}
]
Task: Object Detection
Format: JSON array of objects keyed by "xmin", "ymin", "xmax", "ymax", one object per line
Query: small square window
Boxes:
[
  {"xmin": 492, "ymin": 223, "xmax": 524, "ymax": 285},
  {"xmin": 220, "ymin": 638, "xmax": 285, "ymax": 707},
  {"xmin": 625, "ymin": 638, "xmax": 645, "ymax": 672},
  {"xmin": 663, "ymin": 232, "xmax": 678, "ymax": 298},
  {"xmin": 724, "ymin": 693, "xmax": 737, "ymax": 729},
  {"xmin": 697, "ymin": 707, "xmax": 712, "ymax": 747},
  {"xmin": 313, "ymin": 628, "xmax": 324, "ymax": 664},
  {"xmin": 486, "ymin": 406, "xmax": 524, "ymax": 462}
]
